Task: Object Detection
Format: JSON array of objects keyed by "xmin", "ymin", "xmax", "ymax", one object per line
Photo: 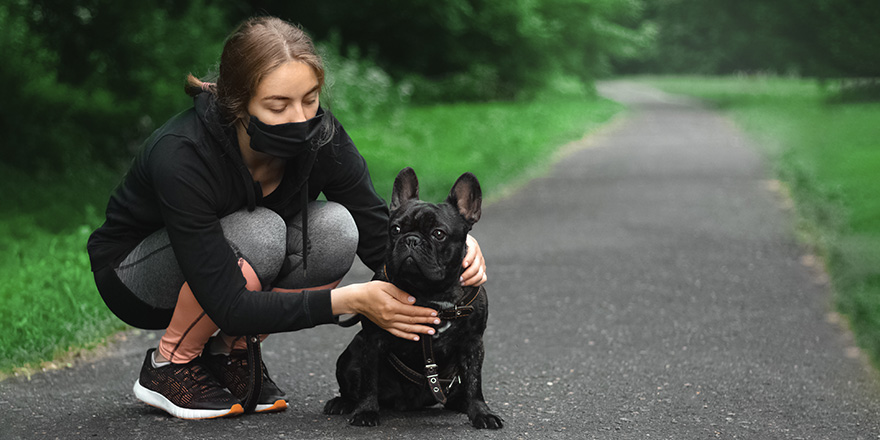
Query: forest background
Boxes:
[{"xmin": 1, "ymin": 0, "xmax": 878, "ymax": 375}]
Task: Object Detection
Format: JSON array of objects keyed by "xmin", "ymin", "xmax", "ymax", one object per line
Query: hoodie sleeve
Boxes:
[
  {"xmin": 148, "ymin": 136, "xmax": 334, "ymax": 336},
  {"xmin": 320, "ymin": 123, "xmax": 390, "ymax": 272}
]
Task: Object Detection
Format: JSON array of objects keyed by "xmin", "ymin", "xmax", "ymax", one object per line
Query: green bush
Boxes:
[
  {"xmin": 621, "ymin": 0, "xmax": 880, "ymax": 79},
  {"xmin": 1, "ymin": 1, "xmax": 229, "ymax": 171},
  {"xmin": 317, "ymin": 36, "xmax": 411, "ymax": 126},
  {"xmin": 0, "ymin": 163, "xmax": 124, "ymax": 374},
  {"xmin": 289, "ymin": 0, "xmax": 651, "ymax": 102}
]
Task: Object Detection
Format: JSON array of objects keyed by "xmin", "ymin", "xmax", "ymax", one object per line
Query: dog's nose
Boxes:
[{"xmin": 404, "ymin": 235, "xmax": 422, "ymax": 248}]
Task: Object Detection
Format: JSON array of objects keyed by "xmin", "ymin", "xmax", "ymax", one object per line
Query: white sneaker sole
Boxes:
[{"xmin": 133, "ymin": 380, "xmax": 244, "ymax": 420}]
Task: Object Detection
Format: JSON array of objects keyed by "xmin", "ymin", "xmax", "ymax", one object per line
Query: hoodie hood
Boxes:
[{"xmin": 194, "ymin": 92, "xmax": 260, "ymax": 211}]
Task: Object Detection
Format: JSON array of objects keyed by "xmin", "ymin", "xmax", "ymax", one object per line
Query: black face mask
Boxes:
[{"xmin": 245, "ymin": 107, "xmax": 325, "ymax": 159}]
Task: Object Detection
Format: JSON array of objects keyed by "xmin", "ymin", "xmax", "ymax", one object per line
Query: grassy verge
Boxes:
[
  {"xmin": 0, "ymin": 95, "xmax": 621, "ymax": 377},
  {"xmin": 349, "ymin": 97, "xmax": 622, "ymax": 203},
  {"xmin": 637, "ymin": 75, "xmax": 880, "ymax": 365},
  {"xmin": 0, "ymin": 165, "xmax": 126, "ymax": 376}
]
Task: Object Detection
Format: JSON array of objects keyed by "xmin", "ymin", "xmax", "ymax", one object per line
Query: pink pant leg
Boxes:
[{"xmin": 158, "ymin": 259, "xmax": 262, "ymax": 363}]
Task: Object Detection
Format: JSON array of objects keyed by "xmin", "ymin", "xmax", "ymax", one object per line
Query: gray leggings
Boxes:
[{"xmin": 114, "ymin": 201, "xmax": 358, "ymax": 310}]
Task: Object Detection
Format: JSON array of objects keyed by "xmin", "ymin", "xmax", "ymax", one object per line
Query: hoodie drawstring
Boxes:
[{"xmin": 300, "ymin": 180, "xmax": 309, "ymax": 278}]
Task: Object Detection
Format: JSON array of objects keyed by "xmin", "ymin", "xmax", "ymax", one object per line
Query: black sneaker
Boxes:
[
  {"xmin": 133, "ymin": 349, "xmax": 244, "ymax": 419},
  {"xmin": 202, "ymin": 350, "xmax": 288, "ymax": 413}
]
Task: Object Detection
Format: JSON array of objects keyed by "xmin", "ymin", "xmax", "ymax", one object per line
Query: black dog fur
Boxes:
[{"xmin": 323, "ymin": 167, "xmax": 502, "ymax": 429}]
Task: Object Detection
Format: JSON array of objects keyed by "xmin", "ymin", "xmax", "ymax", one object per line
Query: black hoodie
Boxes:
[{"xmin": 87, "ymin": 93, "xmax": 389, "ymax": 335}]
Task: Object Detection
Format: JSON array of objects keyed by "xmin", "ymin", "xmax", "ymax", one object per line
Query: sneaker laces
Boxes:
[
  {"xmin": 204, "ymin": 351, "xmax": 277, "ymax": 399},
  {"xmin": 187, "ymin": 362, "xmax": 227, "ymax": 389}
]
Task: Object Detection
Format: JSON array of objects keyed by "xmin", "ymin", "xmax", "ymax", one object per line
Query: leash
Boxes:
[
  {"xmin": 387, "ymin": 284, "xmax": 484, "ymax": 404},
  {"xmin": 242, "ymin": 335, "xmax": 264, "ymax": 413}
]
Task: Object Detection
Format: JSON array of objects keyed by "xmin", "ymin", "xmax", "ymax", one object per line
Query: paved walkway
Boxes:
[{"xmin": 2, "ymin": 81, "xmax": 879, "ymax": 439}]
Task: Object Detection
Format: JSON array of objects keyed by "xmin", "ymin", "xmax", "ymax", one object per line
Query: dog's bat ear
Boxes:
[
  {"xmin": 391, "ymin": 167, "xmax": 420, "ymax": 210},
  {"xmin": 447, "ymin": 172, "xmax": 482, "ymax": 226}
]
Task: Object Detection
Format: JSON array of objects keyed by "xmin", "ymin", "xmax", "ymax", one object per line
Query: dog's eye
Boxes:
[
  {"xmin": 391, "ymin": 225, "xmax": 401, "ymax": 235},
  {"xmin": 432, "ymin": 229, "xmax": 447, "ymax": 241}
]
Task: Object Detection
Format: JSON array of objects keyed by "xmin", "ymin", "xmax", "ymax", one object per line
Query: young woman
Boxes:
[{"xmin": 87, "ymin": 16, "xmax": 487, "ymax": 420}]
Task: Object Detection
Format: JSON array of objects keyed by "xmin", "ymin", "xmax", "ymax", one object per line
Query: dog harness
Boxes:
[{"xmin": 387, "ymin": 284, "xmax": 485, "ymax": 405}]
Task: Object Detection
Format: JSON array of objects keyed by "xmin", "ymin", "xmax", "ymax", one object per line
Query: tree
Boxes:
[
  {"xmin": 786, "ymin": 0, "xmax": 880, "ymax": 78},
  {"xmin": 0, "ymin": 0, "xmax": 230, "ymax": 170},
  {"xmin": 617, "ymin": 0, "xmax": 880, "ymax": 79},
  {"xmin": 250, "ymin": 0, "xmax": 651, "ymax": 100}
]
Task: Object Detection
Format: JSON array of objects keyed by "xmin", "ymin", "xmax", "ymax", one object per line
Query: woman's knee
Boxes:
[
  {"xmin": 277, "ymin": 201, "xmax": 359, "ymax": 288},
  {"xmin": 220, "ymin": 207, "xmax": 287, "ymax": 287},
  {"xmin": 310, "ymin": 201, "xmax": 358, "ymax": 252},
  {"xmin": 308, "ymin": 201, "xmax": 358, "ymax": 271}
]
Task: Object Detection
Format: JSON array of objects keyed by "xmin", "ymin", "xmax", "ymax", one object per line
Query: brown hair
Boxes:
[{"xmin": 186, "ymin": 16, "xmax": 326, "ymax": 123}]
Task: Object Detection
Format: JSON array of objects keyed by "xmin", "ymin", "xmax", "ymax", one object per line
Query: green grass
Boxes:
[
  {"xmin": 348, "ymin": 97, "xmax": 622, "ymax": 203},
  {"xmin": 637, "ymin": 75, "xmax": 880, "ymax": 365},
  {"xmin": 0, "ymin": 164, "xmax": 126, "ymax": 376},
  {"xmin": 0, "ymin": 95, "xmax": 621, "ymax": 376}
]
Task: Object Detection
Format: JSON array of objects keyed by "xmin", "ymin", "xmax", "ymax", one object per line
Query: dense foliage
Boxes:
[
  {"xmin": 1, "ymin": 0, "xmax": 229, "ymax": 171},
  {"xmin": 4, "ymin": 0, "xmax": 877, "ymax": 172},
  {"xmin": 285, "ymin": 0, "xmax": 652, "ymax": 101},
  {"xmin": 618, "ymin": 0, "xmax": 880, "ymax": 78},
  {"xmin": 1, "ymin": 0, "xmax": 648, "ymax": 171}
]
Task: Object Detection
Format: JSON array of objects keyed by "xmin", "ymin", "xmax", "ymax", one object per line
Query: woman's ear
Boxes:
[{"xmin": 237, "ymin": 112, "xmax": 250, "ymax": 126}]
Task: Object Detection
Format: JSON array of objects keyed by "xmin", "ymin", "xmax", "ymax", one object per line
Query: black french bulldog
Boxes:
[{"xmin": 323, "ymin": 167, "xmax": 502, "ymax": 429}]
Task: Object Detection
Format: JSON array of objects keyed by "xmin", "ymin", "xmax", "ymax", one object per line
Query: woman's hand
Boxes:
[
  {"xmin": 331, "ymin": 281, "xmax": 440, "ymax": 341},
  {"xmin": 461, "ymin": 234, "xmax": 487, "ymax": 286}
]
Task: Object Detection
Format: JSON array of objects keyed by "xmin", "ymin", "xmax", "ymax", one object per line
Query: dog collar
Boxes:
[
  {"xmin": 381, "ymin": 265, "xmax": 482, "ymax": 320},
  {"xmin": 437, "ymin": 286, "xmax": 481, "ymax": 320}
]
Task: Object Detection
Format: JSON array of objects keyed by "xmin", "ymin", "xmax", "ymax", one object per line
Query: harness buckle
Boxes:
[
  {"xmin": 439, "ymin": 305, "xmax": 475, "ymax": 320},
  {"xmin": 425, "ymin": 363, "xmax": 439, "ymax": 376},
  {"xmin": 424, "ymin": 363, "xmax": 442, "ymax": 394}
]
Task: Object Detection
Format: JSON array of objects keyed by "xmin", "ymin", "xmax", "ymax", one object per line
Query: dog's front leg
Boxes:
[
  {"xmin": 349, "ymin": 330, "xmax": 382, "ymax": 427},
  {"xmin": 462, "ymin": 340, "xmax": 503, "ymax": 429}
]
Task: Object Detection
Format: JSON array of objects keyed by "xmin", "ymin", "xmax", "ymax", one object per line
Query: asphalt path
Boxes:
[{"xmin": 3, "ymin": 81, "xmax": 880, "ymax": 439}]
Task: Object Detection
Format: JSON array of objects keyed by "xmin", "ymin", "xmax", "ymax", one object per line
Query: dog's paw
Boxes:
[
  {"xmin": 323, "ymin": 397, "xmax": 355, "ymax": 415},
  {"xmin": 349, "ymin": 410, "xmax": 381, "ymax": 427},
  {"xmin": 471, "ymin": 412, "xmax": 504, "ymax": 429}
]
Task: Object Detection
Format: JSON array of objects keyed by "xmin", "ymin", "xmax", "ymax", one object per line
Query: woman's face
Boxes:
[{"xmin": 246, "ymin": 61, "xmax": 320, "ymax": 125}]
